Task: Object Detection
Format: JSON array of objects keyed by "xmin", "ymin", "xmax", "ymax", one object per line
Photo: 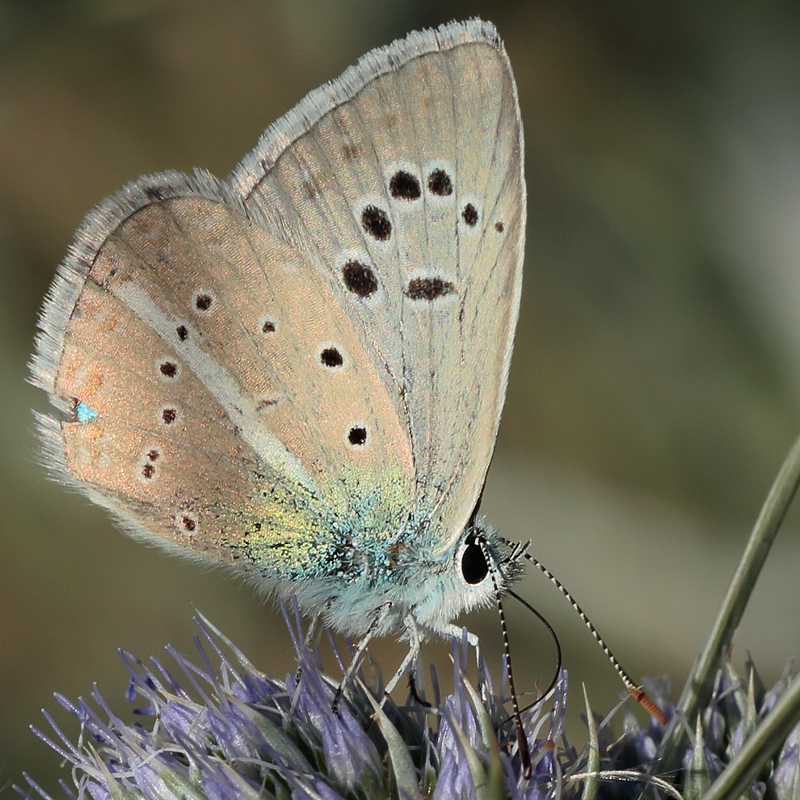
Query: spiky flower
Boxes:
[
  {"xmin": 597, "ymin": 659, "xmax": 800, "ymax": 800},
  {"xmin": 13, "ymin": 599, "xmax": 800, "ymax": 800},
  {"xmin": 15, "ymin": 602, "xmax": 583, "ymax": 800}
]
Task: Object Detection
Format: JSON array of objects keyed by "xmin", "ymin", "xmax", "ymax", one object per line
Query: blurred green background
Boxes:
[{"xmin": 3, "ymin": 0, "xmax": 800, "ymax": 793}]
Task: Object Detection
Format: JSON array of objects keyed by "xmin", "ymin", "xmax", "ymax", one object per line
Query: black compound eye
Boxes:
[{"xmin": 461, "ymin": 537, "xmax": 489, "ymax": 585}]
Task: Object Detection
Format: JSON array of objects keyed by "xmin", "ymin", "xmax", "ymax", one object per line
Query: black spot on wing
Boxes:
[
  {"xmin": 342, "ymin": 261, "xmax": 378, "ymax": 297},
  {"xmin": 361, "ymin": 205, "xmax": 392, "ymax": 241},
  {"xmin": 462, "ymin": 203, "xmax": 479, "ymax": 226},
  {"xmin": 427, "ymin": 169, "xmax": 453, "ymax": 196},
  {"xmin": 389, "ymin": 170, "xmax": 421, "ymax": 200},
  {"xmin": 320, "ymin": 347, "xmax": 344, "ymax": 368},
  {"xmin": 404, "ymin": 277, "xmax": 456, "ymax": 301}
]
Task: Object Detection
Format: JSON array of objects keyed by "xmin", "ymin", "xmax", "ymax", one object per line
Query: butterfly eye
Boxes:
[{"xmin": 461, "ymin": 536, "xmax": 489, "ymax": 585}]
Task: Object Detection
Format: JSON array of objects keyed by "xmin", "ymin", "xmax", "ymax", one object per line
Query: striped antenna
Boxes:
[{"xmin": 500, "ymin": 536, "xmax": 667, "ymax": 726}]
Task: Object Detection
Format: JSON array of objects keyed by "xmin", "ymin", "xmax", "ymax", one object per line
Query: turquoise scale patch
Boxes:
[{"xmin": 75, "ymin": 402, "xmax": 98, "ymax": 423}]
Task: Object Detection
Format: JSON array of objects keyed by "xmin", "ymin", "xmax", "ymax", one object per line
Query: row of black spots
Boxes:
[
  {"xmin": 362, "ymin": 192, "xmax": 475, "ymax": 240},
  {"xmin": 389, "ymin": 168, "xmax": 453, "ymax": 201},
  {"xmin": 387, "ymin": 168, "xmax": 485, "ymax": 228},
  {"xmin": 360, "ymin": 168, "xmax": 452, "ymax": 242},
  {"xmin": 316, "ymin": 342, "xmax": 360, "ymax": 444},
  {"xmin": 404, "ymin": 277, "xmax": 456, "ymax": 302},
  {"xmin": 139, "ymin": 447, "xmax": 160, "ymax": 481},
  {"xmin": 350, "ymin": 197, "xmax": 504, "ymax": 302},
  {"xmin": 460, "ymin": 204, "xmax": 507, "ymax": 232},
  {"xmin": 342, "ymin": 259, "xmax": 460, "ymax": 303}
]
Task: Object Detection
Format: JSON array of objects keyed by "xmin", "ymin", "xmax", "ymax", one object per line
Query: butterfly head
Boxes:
[{"xmin": 398, "ymin": 519, "xmax": 526, "ymax": 640}]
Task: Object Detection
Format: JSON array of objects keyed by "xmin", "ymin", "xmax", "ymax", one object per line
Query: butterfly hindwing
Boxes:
[{"xmin": 33, "ymin": 172, "xmax": 415, "ymax": 583}]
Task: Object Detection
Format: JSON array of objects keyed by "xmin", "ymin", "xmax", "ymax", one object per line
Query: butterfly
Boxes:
[{"xmin": 31, "ymin": 18, "xmax": 525, "ymax": 696}]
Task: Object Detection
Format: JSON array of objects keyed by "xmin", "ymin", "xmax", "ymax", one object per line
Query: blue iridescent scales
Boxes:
[{"xmin": 30, "ymin": 19, "xmax": 525, "ymax": 643}]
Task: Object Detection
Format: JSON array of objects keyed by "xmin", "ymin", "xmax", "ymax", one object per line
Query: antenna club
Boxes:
[{"xmin": 631, "ymin": 687, "xmax": 668, "ymax": 725}]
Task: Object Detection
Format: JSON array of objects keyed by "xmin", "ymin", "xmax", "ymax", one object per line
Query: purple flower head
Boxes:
[
  {"xmin": 15, "ymin": 604, "xmax": 800, "ymax": 800},
  {"xmin": 16, "ymin": 601, "xmax": 590, "ymax": 800}
]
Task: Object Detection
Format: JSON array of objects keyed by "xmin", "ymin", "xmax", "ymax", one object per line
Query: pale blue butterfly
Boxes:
[{"xmin": 32, "ymin": 19, "xmax": 525, "ymax": 700}]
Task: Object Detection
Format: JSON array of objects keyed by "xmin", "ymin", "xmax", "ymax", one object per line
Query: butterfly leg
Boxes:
[
  {"xmin": 434, "ymin": 623, "xmax": 484, "ymax": 687},
  {"xmin": 436, "ymin": 623, "xmax": 480, "ymax": 650},
  {"xmin": 294, "ymin": 613, "xmax": 323, "ymax": 682},
  {"xmin": 382, "ymin": 614, "xmax": 423, "ymax": 702},
  {"xmin": 332, "ymin": 600, "xmax": 392, "ymax": 713},
  {"xmin": 304, "ymin": 613, "xmax": 322, "ymax": 649}
]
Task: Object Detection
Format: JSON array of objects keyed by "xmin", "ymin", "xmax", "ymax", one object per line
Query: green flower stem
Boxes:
[{"xmin": 658, "ymin": 430, "xmax": 800, "ymax": 769}]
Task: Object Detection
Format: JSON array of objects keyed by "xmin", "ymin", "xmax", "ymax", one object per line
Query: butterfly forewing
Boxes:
[{"xmin": 234, "ymin": 20, "xmax": 524, "ymax": 554}]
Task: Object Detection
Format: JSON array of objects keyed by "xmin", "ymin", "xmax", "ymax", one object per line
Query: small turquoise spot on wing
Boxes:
[{"xmin": 75, "ymin": 401, "xmax": 98, "ymax": 423}]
